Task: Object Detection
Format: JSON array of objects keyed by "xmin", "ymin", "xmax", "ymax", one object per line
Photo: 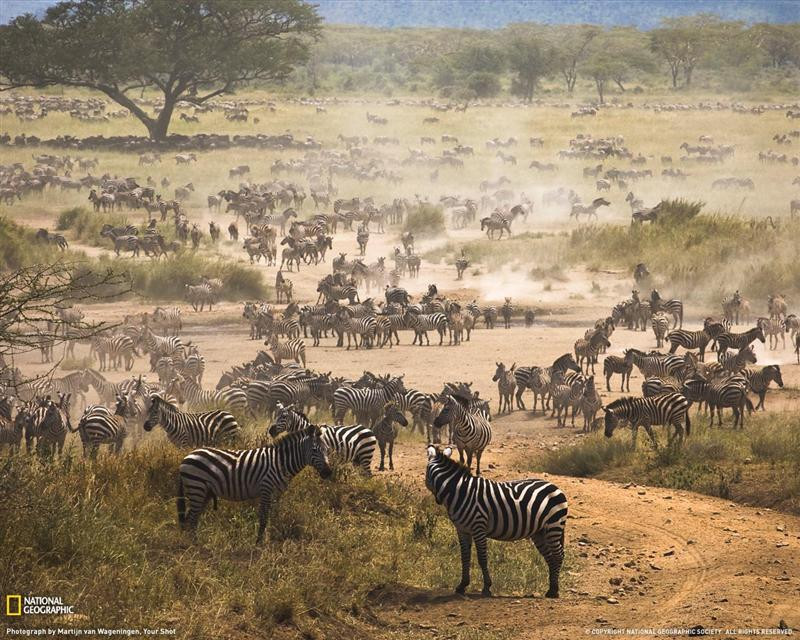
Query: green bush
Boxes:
[
  {"xmin": 403, "ymin": 204, "xmax": 445, "ymax": 238},
  {"xmin": 540, "ymin": 434, "xmax": 634, "ymax": 477}
]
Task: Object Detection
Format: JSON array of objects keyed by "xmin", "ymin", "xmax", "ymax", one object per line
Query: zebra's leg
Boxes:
[
  {"xmin": 378, "ymin": 440, "xmax": 386, "ymax": 471},
  {"xmin": 473, "ymin": 450, "xmax": 482, "ymax": 476},
  {"xmin": 515, "ymin": 387, "xmax": 526, "ymax": 410},
  {"xmin": 256, "ymin": 491, "xmax": 273, "ymax": 544},
  {"xmin": 757, "ymin": 391, "xmax": 766, "ymax": 411},
  {"xmin": 455, "ymin": 530, "xmax": 472, "ymax": 594},
  {"xmin": 473, "ymin": 531, "xmax": 492, "ymax": 596},
  {"xmin": 388, "ymin": 438, "xmax": 395, "ymax": 471},
  {"xmin": 533, "ymin": 528, "xmax": 564, "ymax": 598}
]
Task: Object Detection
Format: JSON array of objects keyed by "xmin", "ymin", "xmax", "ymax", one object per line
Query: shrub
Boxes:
[
  {"xmin": 539, "ymin": 434, "xmax": 634, "ymax": 477},
  {"xmin": 403, "ymin": 204, "xmax": 445, "ymax": 238}
]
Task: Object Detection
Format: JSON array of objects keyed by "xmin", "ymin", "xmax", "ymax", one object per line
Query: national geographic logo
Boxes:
[{"xmin": 5, "ymin": 595, "xmax": 75, "ymax": 616}]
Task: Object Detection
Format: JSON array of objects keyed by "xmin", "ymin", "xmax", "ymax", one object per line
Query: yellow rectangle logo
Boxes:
[{"xmin": 6, "ymin": 595, "xmax": 22, "ymax": 616}]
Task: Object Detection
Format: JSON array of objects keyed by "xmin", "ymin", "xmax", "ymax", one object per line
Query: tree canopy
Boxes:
[{"xmin": 0, "ymin": 0, "xmax": 321, "ymax": 139}]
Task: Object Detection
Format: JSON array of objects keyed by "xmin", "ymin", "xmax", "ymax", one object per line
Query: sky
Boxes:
[{"xmin": 1, "ymin": 0, "xmax": 798, "ymax": 28}]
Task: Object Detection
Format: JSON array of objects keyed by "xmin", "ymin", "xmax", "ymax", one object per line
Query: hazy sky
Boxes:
[{"xmin": 1, "ymin": 0, "xmax": 798, "ymax": 28}]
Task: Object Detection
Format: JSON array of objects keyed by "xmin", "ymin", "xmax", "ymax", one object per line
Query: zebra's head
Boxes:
[
  {"xmin": 492, "ymin": 362, "xmax": 506, "ymax": 381},
  {"xmin": 602, "ymin": 405, "xmax": 620, "ymax": 438},
  {"xmin": 425, "ymin": 445, "xmax": 458, "ymax": 495},
  {"xmin": 142, "ymin": 394, "xmax": 164, "ymax": 431},
  {"xmin": 383, "ymin": 402, "xmax": 408, "ymax": 428},
  {"xmin": 301, "ymin": 426, "xmax": 332, "ymax": 480}
]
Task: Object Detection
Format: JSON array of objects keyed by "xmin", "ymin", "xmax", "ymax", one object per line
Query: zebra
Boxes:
[
  {"xmin": 384, "ymin": 286, "xmax": 409, "ymax": 306},
  {"xmin": 682, "ymin": 376, "xmax": 752, "ymax": 429},
  {"xmin": 333, "ymin": 375, "xmax": 406, "ymax": 426},
  {"xmin": 625, "ymin": 349, "xmax": 684, "ymax": 379},
  {"xmin": 433, "ymin": 391, "xmax": 492, "ymax": 475},
  {"xmin": 579, "ymin": 375, "xmax": 602, "ymax": 432},
  {"xmin": 743, "ymin": 365, "xmax": 783, "ymax": 411},
  {"xmin": 395, "ymin": 389, "xmax": 437, "ymax": 439},
  {"xmin": 492, "ymin": 362, "xmax": 516, "ymax": 414},
  {"xmin": 525, "ymin": 354, "xmax": 582, "ymax": 412},
  {"xmin": 151, "ymin": 306, "xmax": 182, "ymax": 335},
  {"xmin": 140, "ymin": 327, "xmax": 184, "ymax": 360},
  {"xmin": 72, "ymin": 394, "xmax": 134, "ymax": 457},
  {"xmin": 641, "ymin": 376, "xmax": 682, "ymax": 398},
  {"xmin": 650, "ymin": 290, "xmax": 683, "ymax": 329},
  {"xmin": 143, "ymin": 393, "xmax": 240, "ymax": 448},
  {"xmin": 91, "ymin": 335, "xmax": 138, "ymax": 371},
  {"xmin": 26, "ymin": 393, "xmax": 72, "ymax": 455},
  {"xmin": 177, "ymin": 349, "xmax": 205, "ymax": 385},
  {"xmin": 185, "ymin": 283, "xmax": 215, "ymax": 311},
  {"xmin": 480, "ymin": 216, "xmax": 511, "ymax": 239},
  {"xmin": 705, "ymin": 346, "xmax": 758, "ymax": 378},
  {"xmin": 447, "ymin": 304, "xmax": 464, "ymax": 345},
  {"xmin": 334, "ymin": 311, "xmax": 378, "ymax": 349},
  {"xmin": 549, "ymin": 369, "xmax": 584, "ymax": 428},
  {"xmin": 574, "ymin": 329, "xmax": 611, "ymax": 374},
  {"xmin": 666, "ymin": 322, "xmax": 724, "ymax": 361},
  {"xmin": 404, "ymin": 309, "xmax": 447, "ymax": 346},
  {"xmin": 0, "ymin": 396, "xmax": 22, "ymax": 451},
  {"xmin": 269, "ymin": 403, "xmax": 377, "ymax": 473},
  {"xmin": 500, "ymin": 297, "xmax": 513, "ymax": 329},
  {"xmin": 425, "ymin": 445, "xmax": 568, "ymax": 598},
  {"xmin": 512, "ymin": 366, "xmax": 537, "ymax": 410},
  {"xmin": 176, "ymin": 376, "xmax": 248, "ymax": 414},
  {"xmin": 373, "ymin": 402, "xmax": 410, "ymax": 471},
  {"xmin": 20, "ymin": 371, "xmax": 90, "ymax": 406},
  {"xmin": 482, "ymin": 306, "xmax": 498, "ymax": 329},
  {"xmin": 651, "ymin": 312, "xmax": 670, "ymax": 348},
  {"xmin": 603, "ymin": 393, "xmax": 690, "ymax": 446},
  {"xmin": 758, "ymin": 316, "xmax": 785, "ymax": 350},
  {"xmin": 177, "ymin": 427, "xmax": 331, "ymax": 542},
  {"xmin": 266, "ymin": 333, "xmax": 306, "ymax": 367},
  {"xmin": 603, "ymin": 352, "xmax": 633, "ymax": 392}
]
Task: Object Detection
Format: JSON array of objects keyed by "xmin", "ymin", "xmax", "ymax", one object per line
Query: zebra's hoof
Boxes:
[
  {"xmin": 545, "ymin": 589, "xmax": 559, "ymax": 599},
  {"xmin": 455, "ymin": 584, "xmax": 467, "ymax": 595},
  {"xmin": 481, "ymin": 588, "xmax": 492, "ymax": 597}
]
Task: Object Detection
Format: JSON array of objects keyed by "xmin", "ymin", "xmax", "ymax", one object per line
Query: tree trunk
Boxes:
[
  {"xmin": 670, "ymin": 63, "xmax": 679, "ymax": 88},
  {"xmin": 683, "ymin": 65, "xmax": 694, "ymax": 87},
  {"xmin": 147, "ymin": 96, "xmax": 176, "ymax": 141},
  {"xmin": 614, "ymin": 78, "xmax": 626, "ymax": 92},
  {"xmin": 595, "ymin": 78, "xmax": 605, "ymax": 104}
]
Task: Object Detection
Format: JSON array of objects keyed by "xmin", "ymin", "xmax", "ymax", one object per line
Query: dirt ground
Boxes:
[{"xmin": 9, "ymin": 214, "xmax": 800, "ymax": 638}]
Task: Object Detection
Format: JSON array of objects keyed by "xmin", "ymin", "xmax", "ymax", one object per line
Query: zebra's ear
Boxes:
[
  {"xmin": 443, "ymin": 447, "xmax": 453, "ymax": 458},
  {"xmin": 426, "ymin": 445, "xmax": 436, "ymax": 459}
]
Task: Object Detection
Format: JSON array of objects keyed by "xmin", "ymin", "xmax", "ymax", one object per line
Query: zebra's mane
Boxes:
[
  {"xmin": 271, "ymin": 425, "xmax": 317, "ymax": 447},
  {"xmin": 433, "ymin": 449, "xmax": 475, "ymax": 477},
  {"xmin": 605, "ymin": 396, "xmax": 638, "ymax": 411}
]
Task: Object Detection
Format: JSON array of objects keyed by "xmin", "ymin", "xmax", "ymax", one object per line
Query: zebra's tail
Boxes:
[
  {"xmin": 744, "ymin": 396, "xmax": 755, "ymax": 415},
  {"xmin": 684, "ymin": 410, "xmax": 691, "ymax": 437},
  {"xmin": 176, "ymin": 474, "xmax": 187, "ymax": 528}
]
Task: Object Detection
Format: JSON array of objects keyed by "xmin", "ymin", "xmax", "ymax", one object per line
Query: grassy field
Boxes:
[{"xmin": 526, "ymin": 412, "xmax": 800, "ymax": 514}]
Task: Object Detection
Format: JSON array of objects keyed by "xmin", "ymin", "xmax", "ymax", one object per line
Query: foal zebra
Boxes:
[
  {"xmin": 143, "ymin": 394, "xmax": 240, "ymax": 447},
  {"xmin": 715, "ymin": 325, "xmax": 765, "ymax": 356},
  {"xmin": 604, "ymin": 393, "xmax": 690, "ymax": 446},
  {"xmin": 433, "ymin": 393, "xmax": 492, "ymax": 475},
  {"xmin": 574, "ymin": 330, "xmax": 611, "ymax": 374},
  {"xmin": 425, "ymin": 446, "xmax": 568, "ymax": 598},
  {"xmin": 603, "ymin": 351, "xmax": 633, "ymax": 392},
  {"xmin": 404, "ymin": 309, "xmax": 447, "ymax": 346},
  {"xmin": 177, "ymin": 427, "xmax": 331, "ymax": 542},
  {"xmin": 743, "ymin": 365, "xmax": 783, "ymax": 411},
  {"xmin": 492, "ymin": 362, "xmax": 516, "ymax": 414}
]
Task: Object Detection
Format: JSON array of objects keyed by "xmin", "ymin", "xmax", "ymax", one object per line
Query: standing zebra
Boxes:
[
  {"xmin": 743, "ymin": 365, "xmax": 783, "ymax": 411},
  {"xmin": 425, "ymin": 445, "xmax": 568, "ymax": 597},
  {"xmin": 177, "ymin": 427, "xmax": 331, "ymax": 542},
  {"xmin": 492, "ymin": 362, "xmax": 516, "ymax": 414},
  {"xmin": 715, "ymin": 325, "xmax": 765, "ymax": 356},
  {"xmin": 574, "ymin": 330, "xmax": 611, "ymax": 374},
  {"xmin": 26, "ymin": 393, "xmax": 72, "ymax": 455},
  {"xmin": 266, "ymin": 333, "xmax": 307, "ymax": 367},
  {"xmin": 579, "ymin": 375, "xmax": 602, "ymax": 432},
  {"xmin": 651, "ymin": 312, "xmax": 670, "ymax": 348},
  {"xmin": 433, "ymin": 390, "xmax": 492, "ymax": 475},
  {"xmin": 72, "ymin": 394, "xmax": 134, "ymax": 457},
  {"xmin": 269, "ymin": 403, "xmax": 378, "ymax": 473},
  {"xmin": 91, "ymin": 335, "xmax": 138, "ymax": 371},
  {"xmin": 333, "ymin": 375, "xmax": 406, "ymax": 426},
  {"xmin": 603, "ymin": 351, "xmax": 633, "ymax": 392},
  {"xmin": 666, "ymin": 321, "xmax": 724, "ymax": 361},
  {"xmin": 143, "ymin": 394, "xmax": 240, "ymax": 447},
  {"xmin": 500, "ymin": 297, "xmax": 513, "ymax": 329},
  {"xmin": 404, "ymin": 309, "xmax": 448, "ymax": 346},
  {"xmin": 604, "ymin": 393, "xmax": 690, "ymax": 446},
  {"xmin": 682, "ymin": 376, "xmax": 752, "ymax": 429},
  {"xmin": 373, "ymin": 402, "xmax": 410, "ymax": 471},
  {"xmin": 650, "ymin": 290, "xmax": 683, "ymax": 329}
]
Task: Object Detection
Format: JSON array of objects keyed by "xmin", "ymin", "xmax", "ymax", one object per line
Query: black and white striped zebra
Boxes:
[
  {"xmin": 604, "ymin": 392, "xmax": 690, "ymax": 446},
  {"xmin": 72, "ymin": 394, "xmax": 134, "ymax": 457},
  {"xmin": 574, "ymin": 330, "xmax": 611, "ymax": 374},
  {"xmin": 0, "ymin": 396, "xmax": 22, "ymax": 451},
  {"xmin": 492, "ymin": 362, "xmax": 516, "ymax": 414},
  {"xmin": 395, "ymin": 388, "xmax": 436, "ymax": 438},
  {"xmin": 682, "ymin": 376, "xmax": 752, "ymax": 429},
  {"xmin": 715, "ymin": 325, "xmax": 765, "ymax": 356},
  {"xmin": 140, "ymin": 327, "xmax": 184, "ymax": 360},
  {"xmin": 579, "ymin": 375, "xmax": 602, "ymax": 432},
  {"xmin": 26, "ymin": 393, "xmax": 72, "ymax": 455},
  {"xmin": 268, "ymin": 403, "xmax": 377, "ymax": 473},
  {"xmin": 549, "ymin": 369, "xmax": 584, "ymax": 428},
  {"xmin": 19, "ymin": 371, "xmax": 90, "ymax": 406},
  {"xmin": 178, "ymin": 349, "xmax": 205, "ymax": 385},
  {"xmin": 333, "ymin": 375, "xmax": 406, "ymax": 425},
  {"xmin": 433, "ymin": 393, "xmax": 492, "ymax": 475},
  {"xmin": 404, "ymin": 309, "xmax": 447, "ymax": 346},
  {"xmin": 151, "ymin": 306, "xmax": 183, "ymax": 335},
  {"xmin": 335, "ymin": 312, "xmax": 378, "ymax": 349},
  {"xmin": 710, "ymin": 346, "xmax": 757, "ymax": 376},
  {"xmin": 177, "ymin": 427, "xmax": 331, "ymax": 542},
  {"xmin": 625, "ymin": 349, "xmax": 684, "ymax": 379},
  {"xmin": 500, "ymin": 298, "xmax": 513, "ymax": 329},
  {"xmin": 143, "ymin": 394, "xmax": 239, "ymax": 447},
  {"xmin": 603, "ymin": 352, "xmax": 633, "ymax": 392},
  {"xmin": 641, "ymin": 376, "xmax": 681, "ymax": 398},
  {"xmin": 185, "ymin": 283, "xmax": 216, "ymax": 311},
  {"xmin": 667, "ymin": 322, "xmax": 723, "ymax": 361},
  {"xmin": 176, "ymin": 376, "xmax": 248, "ymax": 414},
  {"xmin": 372, "ymin": 402, "xmax": 409, "ymax": 471},
  {"xmin": 425, "ymin": 445, "xmax": 568, "ymax": 597},
  {"xmin": 91, "ymin": 335, "xmax": 138, "ymax": 371},
  {"xmin": 743, "ymin": 365, "xmax": 783, "ymax": 411},
  {"xmin": 650, "ymin": 290, "xmax": 683, "ymax": 329},
  {"xmin": 266, "ymin": 334, "xmax": 307, "ymax": 367},
  {"xmin": 384, "ymin": 286, "xmax": 409, "ymax": 306},
  {"xmin": 651, "ymin": 312, "xmax": 670, "ymax": 349}
]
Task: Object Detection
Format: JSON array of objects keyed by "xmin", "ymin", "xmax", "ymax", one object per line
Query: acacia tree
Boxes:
[
  {"xmin": 506, "ymin": 37, "xmax": 555, "ymax": 103},
  {"xmin": 550, "ymin": 25, "xmax": 600, "ymax": 93},
  {"xmin": 0, "ymin": 0, "xmax": 320, "ymax": 140}
]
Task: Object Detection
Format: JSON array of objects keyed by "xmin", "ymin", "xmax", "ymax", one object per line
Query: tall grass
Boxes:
[
  {"xmin": 57, "ymin": 207, "xmax": 180, "ymax": 246},
  {"xmin": 0, "ymin": 216, "xmax": 84, "ymax": 269},
  {"xmin": 530, "ymin": 413, "xmax": 800, "ymax": 513},
  {"xmin": 1, "ymin": 449, "xmax": 570, "ymax": 636}
]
